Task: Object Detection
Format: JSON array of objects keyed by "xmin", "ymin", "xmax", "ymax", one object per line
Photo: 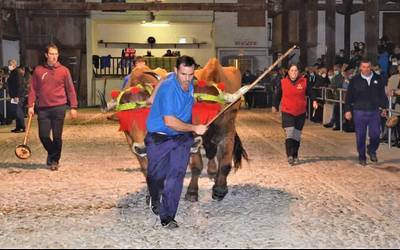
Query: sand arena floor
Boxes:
[{"xmin": 0, "ymin": 109, "xmax": 399, "ymax": 248}]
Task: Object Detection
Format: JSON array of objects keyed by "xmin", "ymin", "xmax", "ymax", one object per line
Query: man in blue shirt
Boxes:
[
  {"xmin": 345, "ymin": 59, "xmax": 388, "ymax": 166},
  {"xmin": 145, "ymin": 56, "xmax": 207, "ymax": 229}
]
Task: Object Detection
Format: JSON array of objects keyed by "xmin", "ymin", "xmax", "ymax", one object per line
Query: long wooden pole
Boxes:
[{"xmin": 206, "ymin": 45, "xmax": 298, "ymax": 127}]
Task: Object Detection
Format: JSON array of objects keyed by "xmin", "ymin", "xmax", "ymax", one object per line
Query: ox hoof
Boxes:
[
  {"xmin": 212, "ymin": 186, "xmax": 228, "ymax": 201},
  {"xmin": 185, "ymin": 191, "xmax": 199, "ymax": 202}
]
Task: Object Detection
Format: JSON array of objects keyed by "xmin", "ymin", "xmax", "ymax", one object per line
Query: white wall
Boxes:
[
  {"xmin": 2, "ymin": 40, "xmax": 20, "ymax": 67},
  {"xmin": 214, "ymin": 12, "xmax": 271, "ymax": 71}
]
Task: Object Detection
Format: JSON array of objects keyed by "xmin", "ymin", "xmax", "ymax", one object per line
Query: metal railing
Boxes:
[
  {"xmin": 0, "ymin": 89, "xmax": 9, "ymax": 120},
  {"xmin": 92, "ymin": 56, "xmax": 179, "ymax": 78},
  {"xmin": 308, "ymin": 87, "xmax": 348, "ymax": 132},
  {"xmin": 309, "ymin": 87, "xmax": 399, "ymax": 150},
  {"xmin": 388, "ymin": 95, "xmax": 400, "ymax": 149}
]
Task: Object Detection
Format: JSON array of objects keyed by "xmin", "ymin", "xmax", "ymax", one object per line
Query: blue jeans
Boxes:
[{"xmin": 353, "ymin": 110, "xmax": 381, "ymax": 161}]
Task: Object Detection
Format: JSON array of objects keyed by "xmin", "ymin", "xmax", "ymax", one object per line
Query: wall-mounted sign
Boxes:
[{"xmin": 234, "ymin": 41, "xmax": 258, "ymax": 47}]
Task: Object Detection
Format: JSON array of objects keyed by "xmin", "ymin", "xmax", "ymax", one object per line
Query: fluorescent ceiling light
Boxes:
[{"xmin": 141, "ymin": 21, "xmax": 170, "ymax": 27}]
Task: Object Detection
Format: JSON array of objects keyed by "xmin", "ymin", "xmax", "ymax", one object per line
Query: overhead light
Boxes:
[{"xmin": 141, "ymin": 21, "xmax": 170, "ymax": 27}]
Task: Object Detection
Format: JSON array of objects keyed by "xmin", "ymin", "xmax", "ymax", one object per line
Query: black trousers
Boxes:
[
  {"xmin": 38, "ymin": 105, "xmax": 67, "ymax": 164},
  {"xmin": 282, "ymin": 112, "xmax": 306, "ymax": 158},
  {"xmin": 15, "ymin": 97, "xmax": 26, "ymax": 130}
]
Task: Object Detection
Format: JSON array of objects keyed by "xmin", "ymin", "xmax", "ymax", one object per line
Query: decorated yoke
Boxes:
[{"xmin": 111, "ymin": 81, "xmax": 227, "ymax": 133}]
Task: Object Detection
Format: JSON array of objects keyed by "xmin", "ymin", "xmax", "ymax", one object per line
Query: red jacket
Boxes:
[
  {"xmin": 280, "ymin": 77, "xmax": 309, "ymax": 116},
  {"xmin": 28, "ymin": 62, "xmax": 78, "ymax": 109}
]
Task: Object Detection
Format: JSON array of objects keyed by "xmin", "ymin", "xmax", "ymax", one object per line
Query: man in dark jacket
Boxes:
[
  {"xmin": 345, "ymin": 59, "xmax": 388, "ymax": 166},
  {"xmin": 6, "ymin": 59, "xmax": 26, "ymax": 133}
]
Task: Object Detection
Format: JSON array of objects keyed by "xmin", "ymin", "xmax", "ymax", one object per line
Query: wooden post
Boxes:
[
  {"xmin": 0, "ymin": 8, "xmax": 3, "ymax": 67},
  {"xmin": 325, "ymin": 0, "xmax": 336, "ymax": 67},
  {"xmin": 281, "ymin": 0, "xmax": 289, "ymax": 67},
  {"xmin": 344, "ymin": 13, "xmax": 351, "ymax": 61},
  {"xmin": 365, "ymin": 0, "xmax": 379, "ymax": 64},
  {"xmin": 299, "ymin": 0, "xmax": 309, "ymax": 67},
  {"xmin": 343, "ymin": 0, "xmax": 353, "ymax": 61}
]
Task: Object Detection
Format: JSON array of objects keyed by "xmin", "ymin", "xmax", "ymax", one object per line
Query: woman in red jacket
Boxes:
[{"xmin": 273, "ymin": 64, "xmax": 318, "ymax": 165}]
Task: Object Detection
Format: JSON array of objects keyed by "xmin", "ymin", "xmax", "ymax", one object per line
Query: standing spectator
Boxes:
[
  {"xmin": 325, "ymin": 65, "xmax": 345, "ymax": 130},
  {"xmin": 335, "ymin": 50, "xmax": 347, "ymax": 65},
  {"xmin": 345, "ymin": 59, "xmax": 388, "ymax": 166},
  {"xmin": 6, "ymin": 59, "xmax": 26, "ymax": 133},
  {"xmin": 314, "ymin": 67, "xmax": 330, "ymax": 88},
  {"xmin": 28, "ymin": 44, "xmax": 78, "ymax": 171},
  {"xmin": 378, "ymin": 45, "xmax": 390, "ymax": 78}
]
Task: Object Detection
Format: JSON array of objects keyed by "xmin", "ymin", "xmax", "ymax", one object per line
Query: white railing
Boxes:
[
  {"xmin": 0, "ymin": 89, "xmax": 8, "ymax": 119},
  {"xmin": 308, "ymin": 87, "xmax": 347, "ymax": 132}
]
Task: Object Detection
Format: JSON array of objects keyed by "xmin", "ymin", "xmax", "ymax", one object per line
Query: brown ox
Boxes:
[{"xmin": 100, "ymin": 60, "xmax": 247, "ymax": 202}]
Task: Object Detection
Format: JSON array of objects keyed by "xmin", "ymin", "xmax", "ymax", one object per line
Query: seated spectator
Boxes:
[{"xmin": 387, "ymin": 65, "xmax": 400, "ymax": 146}]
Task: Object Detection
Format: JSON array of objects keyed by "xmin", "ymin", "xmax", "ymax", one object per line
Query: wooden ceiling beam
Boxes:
[{"xmin": 2, "ymin": 1, "xmax": 268, "ymax": 12}]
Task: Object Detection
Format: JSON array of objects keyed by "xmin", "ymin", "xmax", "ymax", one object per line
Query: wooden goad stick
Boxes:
[{"xmin": 206, "ymin": 45, "xmax": 298, "ymax": 127}]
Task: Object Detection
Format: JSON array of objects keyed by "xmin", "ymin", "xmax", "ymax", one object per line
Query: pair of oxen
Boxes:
[{"xmin": 100, "ymin": 59, "xmax": 248, "ymax": 202}]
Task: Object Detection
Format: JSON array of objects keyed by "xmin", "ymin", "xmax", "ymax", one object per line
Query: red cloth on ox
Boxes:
[
  {"xmin": 116, "ymin": 108, "xmax": 151, "ymax": 132},
  {"xmin": 192, "ymin": 102, "xmax": 223, "ymax": 125}
]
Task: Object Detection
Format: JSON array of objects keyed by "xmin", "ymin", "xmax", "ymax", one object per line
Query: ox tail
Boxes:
[{"xmin": 233, "ymin": 133, "xmax": 248, "ymax": 171}]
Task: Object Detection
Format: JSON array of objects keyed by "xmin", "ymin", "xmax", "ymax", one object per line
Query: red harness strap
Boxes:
[
  {"xmin": 116, "ymin": 108, "xmax": 151, "ymax": 133},
  {"xmin": 192, "ymin": 102, "xmax": 223, "ymax": 125}
]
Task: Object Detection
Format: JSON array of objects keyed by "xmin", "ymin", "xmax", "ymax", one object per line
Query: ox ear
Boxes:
[
  {"xmin": 144, "ymin": 71, "xmax": 161, "ymax": 81},
  {"xmin": 111, "ymin": 90, "xmax": 121, "ymax": 99}
]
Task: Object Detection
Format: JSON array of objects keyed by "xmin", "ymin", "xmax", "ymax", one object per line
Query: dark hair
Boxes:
[
  {"xmin": 45, "ymin": 43, "xmax": 59, "ymax": 54},
  {"xmin": 176, "ymin": 56, "xmax": 196, "ymax": 69},
  {"xmin": 359, "ymin": 59, "xmax": 371, "ymax": 66},
  {"xmin": 288, "ymin": 64, "xmax": 300, "ymax": 71}
]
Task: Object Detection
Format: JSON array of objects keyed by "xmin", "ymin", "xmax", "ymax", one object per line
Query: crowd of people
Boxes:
[
  {"xmin": 266, "ymin": 38, "xmax": 400, "ymax": 148},
  {"xmin": 0, "ymin": 62, "xmax": 33, "ymax": 129}
]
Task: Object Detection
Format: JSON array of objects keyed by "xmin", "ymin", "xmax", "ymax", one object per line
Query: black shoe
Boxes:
[
  {"xmin": 149, "ymin": 198, "xmax": 160, "ymax": 216},
  {"xmin": 324, "ymin": 123, "xmax": 334, "ymax": 128},
  {"xmin": 11, "ymin": 128, "xmax": 25, "ymax": 133},
  {"xmin": 50, "ymin": 162, "xmax": 59, "ymax": 171},
  {"xmin": 332, "ymin": 126, "xmax": 340, "ymax": 131},
  {"xmin": 46, "ymin": 156, "xmax": 52, "ymax": 166},
  {"xmin": 359, "ymin": 159, "xmax": 367, "ymax": 167},
  {"xmin": 368, "ymin": 152, "xmax": 378, "ymax": 163},
  {"xmin": 288, "ymin": 156, "xmax": 295, "ymax": 166},
  {"xmin": 162, "ymin": 219, "xmax": 179, "ymax": 229}
]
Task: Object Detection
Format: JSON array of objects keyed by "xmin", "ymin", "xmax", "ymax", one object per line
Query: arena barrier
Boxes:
[
  {"xmin": 308, "ymin": 87, "xmax": 347, "ymax": 132},
  {"xmin": 0, "ymin": 89, "xmax": 9, "ymax": 120}
]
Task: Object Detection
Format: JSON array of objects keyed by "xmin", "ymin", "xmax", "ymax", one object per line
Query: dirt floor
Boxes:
[{"xmin": 0, "ymin": 108, "xmax": 399, "ymax": 249}]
